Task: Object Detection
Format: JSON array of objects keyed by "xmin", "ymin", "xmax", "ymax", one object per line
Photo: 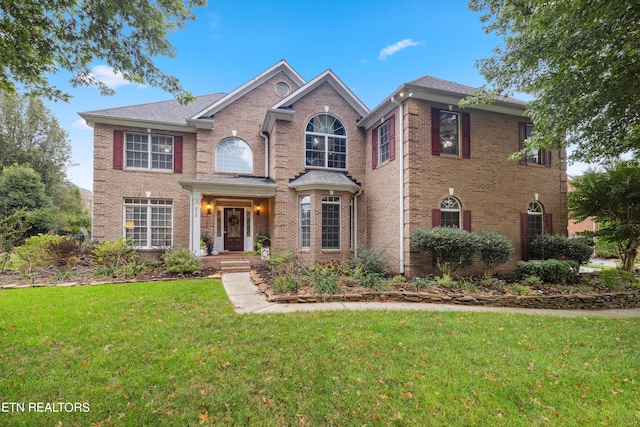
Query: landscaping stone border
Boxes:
[
  {"xmin": 0, "ymin": 274, "xmax": 222, "ymax": 290},
  {"xmin": 250, "ymin": 271, "xmax": 640, "ymax": 311}
]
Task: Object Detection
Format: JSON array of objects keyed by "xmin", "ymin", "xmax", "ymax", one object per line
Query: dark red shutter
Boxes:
[
  {"xmin": 461, "ymin": 112, "xmax": 471, "ymax": 159},
  {"xmin": 545, "ymin": 213, "xmax": 553, "ymax": 234},
  {"xmin": 432, "ymin": 209, "xmax": 441, "ymax": 227},
  {"xmin": 519, "ymin": 123, "xmax": 527, "ymax": 165},
  {"xmin": 113, "ymin": 130, "xmax": 124, "ymax": 170},
  {"xmin": 520, "ymin": 212, "xmax": 529, "ymax": 261},
  {"xmin": 173, "ymin": 136, "xmax": 183, "ymax": 174},
  {"xmin": 389, "ymin": 115, "xmax": 396, "ymax": 161},
  {"xmin": 372, "ymin": 128, "xmax": 378, "ymax": 169},
  {"xmin": 431, "ymin": 108, "xmax": 440, "ymax": 156},
  {"xmin": 463, "ymin": 210, "xmax": 472, "ymax": 232},
  {"xmin": 544, "ymin": 150, "xmax": 552, "ymax": 167}
]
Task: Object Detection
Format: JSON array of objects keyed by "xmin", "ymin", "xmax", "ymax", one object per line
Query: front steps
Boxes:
[{"xmin": 219, "ymin": 259, "xmax": 252, "ymax": 274}]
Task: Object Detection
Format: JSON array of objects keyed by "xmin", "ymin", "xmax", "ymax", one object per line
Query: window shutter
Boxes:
[
  {"xmin": 113, "ymin": 130, "xmax": 124, "ymax": 170},
  {"xmin": 545, "ymin": 213, "xmax": 553, "ymax": 234},
  {"xmin": 431, "ymin": 108, "xmax": 440, "ymax": 156},
  {"xmin": 519, "ymin": 123, "xmax": 527, "ymax": 165},
  {"xmin": 389, "ymin": 115, "xmax": 396, "ymax": 161},
  {"xmin": 371, "ymin": 128, "xmax": 378, "ymax": 169},
  {"xmin": 173, "ymin": 136, "xmax": 183, "ymax": 174},
  {"xmin": 432, "ymin": 209, "xmax": 441, "ymax": 227},
  {"xmin": 520, "ymin": 212, "xmax": 529, "ymax": 261},
  {"xmin": 461, "ymin": 112, "xmax": 471, "ymax": 159},
  {"xmin": 544, "ymin": 150, "xmax": 552, "ymax": 167},
  {"xmin": 463, "ymin": 210, "xmax": 472, "ymax": 232}
]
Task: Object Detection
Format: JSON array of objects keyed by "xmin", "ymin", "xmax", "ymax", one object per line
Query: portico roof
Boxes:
[{"xmin": 178, "ymin": 177, "xmax": 278, "ymax": 197}]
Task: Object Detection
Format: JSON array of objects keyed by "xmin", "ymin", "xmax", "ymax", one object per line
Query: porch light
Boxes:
[
  {"xmin": 256, "ymin": 204, "xmax": 261, "ymax": 216},
  {"xmin": 206, "ymin": 202, "xmax": 212, "ymax": 215}
]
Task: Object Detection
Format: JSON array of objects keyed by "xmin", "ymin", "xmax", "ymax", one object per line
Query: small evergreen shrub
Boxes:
[
  {"xmin": 513, "ymin": 260, "xmax": 579, "ymax": 284},
  {"xmin": 15, "ymin": 234, "xmax": 63, "ymax": 272},
  {"xmin": 597, "ymin": 268, "xmax": 638, "ymax": 290},
  {"xmin": 511, "ymin": 284, "xmax": 532, "ymax": 296},
  {"xmin": 411, "ymin": 227, "xmax": 478, "ymax": 276},
  {"xmin": 352, "ymin": 246, "xmax": 390, "ymax": 276},
  {"xmin": 161, "ymin": 248, "xmax": 202, "ymax": 274},
  {"xmin": 530, "ymin": 234, "xmax": 592, "ymax": 265},
  {"xmin": 91, "ymin": 237, "xmax": 138, "ymax": 267},
  {"xmin": 474, "ymin": 230, "xmax": 514, "ymax": 278}
]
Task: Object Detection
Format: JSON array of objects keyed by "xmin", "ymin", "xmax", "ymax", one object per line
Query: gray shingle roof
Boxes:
[
  {"xmin": 82, "ymin": 93, "xmax": 226, "ymax": 125},
  {"xmin": 288, "ymin": 170, "xmax": 361, "ymax": 192},
  {"xmin": 409, "ymin": 74, "xmax": 526, "ymax": 105}
]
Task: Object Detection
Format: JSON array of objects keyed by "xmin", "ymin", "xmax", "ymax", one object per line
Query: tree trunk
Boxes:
[{"xmin": 623, "ymin": 246, "xmax": 638, "ymax": 271}]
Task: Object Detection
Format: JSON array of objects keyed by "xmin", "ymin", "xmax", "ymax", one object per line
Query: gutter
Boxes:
[
  {"xmin": 390, "ymin": 95, "xmax": 405, "ymax": 275},
  {"xmin": 354, "ymin": 189, "xmax": 362, "ymax": 258}
]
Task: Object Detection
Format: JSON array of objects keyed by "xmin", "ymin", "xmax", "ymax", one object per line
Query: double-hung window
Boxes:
[
  {"xmin": 439, "ymin": 111, "xmax": 460, "ymax": 156},
  {"xmin": 378, "ymin": 120, "xmax": 391, "ymax": 164},
  {"xmin": 124, "ymin": 198, "xmax": 173, "ymax": 248},
  {"xmin": 321, "ymin": 196, "xmax": 341, "ymax": 249},
  {"xmin": 125, "ymin": 132, "xmax": 173, "ymax": 170},
  {"xmin": 523, "ymin": 124, "xmax": 543, "ymax": 164},
  {"xmin": 305, "ymin": 114, "xmax": 347, "ymax": 169}
]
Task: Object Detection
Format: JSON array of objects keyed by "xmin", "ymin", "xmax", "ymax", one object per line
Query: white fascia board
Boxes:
[
  {"xmin": 357, "ymin": 101, "xmax": 398, "ymax": 130},
  {"xmin": 190, "ymin": 60, "xmax": 306, "ymax": 120},
  {"xmin": 274, "ymin": 70, "xmax": 369, "ymax": 117},
  {"xmin": 79, "ymin": 113, "xmax": 196, "ymax": 133},
  {"xmin": 179, "ymin": 180, "xmax": 278, "ymax": 197},
  {"xmin": 186, "ymin": 118, "xmax": 214, "ymax": 130},
  {"xmin": 260, "ymin": 108, "xmax": 295, "ymax": 134},
  {"xmin": 288, "ymin": 181, "xmax": 360, "ymax": 194}
]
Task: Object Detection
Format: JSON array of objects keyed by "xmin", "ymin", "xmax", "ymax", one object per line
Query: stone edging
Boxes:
[
  {"xmin": 0, "ymin": 274, "xmax": 222, "ymax": 290},
  {"xmin": 249, "ymin": 271, "xmax": 640, "ymax": 311}
]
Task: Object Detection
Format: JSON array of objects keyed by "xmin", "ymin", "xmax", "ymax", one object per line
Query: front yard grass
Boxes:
[{"xmin": 1, "ymin": 280, "xmax": 639, "ymax": 426}]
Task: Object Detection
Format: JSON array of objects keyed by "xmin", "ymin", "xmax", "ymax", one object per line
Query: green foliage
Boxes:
[
  {"xmin": 597, "ymin": 269, "xmax": 638, "ymax": 291},
  {"xmin": 411, "ymin": 227, "xmax": 479, "ymax": 276},
  {"xmin": 254, "ymin": 233, "xmax": 270, "ymax": 250},
  {"xmin": 52, "ymin": 269, "xmax": 75, "ymax": 282},
  {"xmin": 412, "ymin": 276, "xmax": 433, "ymax": 291},
  {"xmin": 50, "ymin": 182, "xmax": 91, "ymax": 235},
  {"xmin": 358, "ymin": 273, "xmax": 387, "ymax": 291},
  {"xmin": 264, "ymin": 250, "xmax": 295, "ymax": 272},
  {"xmin": 47, "ymin": 236, "xmax": 84, "ymax": 267},
  {"xmin": 123, "ymin": 261, "xmax": 150, "ymax": 277},
  {"xmin": 530, "ymin": 234, "xmax": 592, "ymax": 265},
  {"xmin": 161, "ymin": 248, "xmax": 202, "ymax": 275},
  {"xmin": 568, "ymin": 162, "xmax": 640, "ymax": 271},
  {"xmin": 521, "ymin": 275, "xmax": 543, "ymax": 287},
  {"xmin": 513, "ymin": 260, "xmax": 579, "ymax": 284},
  {"xmin": 14, "ymin": 234, "xmax": 63, "ymax": 272},
  {"xmin": 595, "ymin": 238, "xmax": 619, "ymax": 259},
  {"xmin": 0, "ymin": 1, "xmax": 207, "ymax": 103},
  {"xmin": 474, "ymin": 230, "xmax": 514, "ymax": 278},
  {"xmin": 0, "ymin": 211, "xmax": 28, "ymax": 270},
  {"xmin": 511, "ymin": 284, "xmax": 532, "ymax": 296},
  {"xmin": 273, "ymin": 274, "xmax": 300, "ymax": 294},
  {"xmin": 352, "ymin": 246, "xmax": 390, "ymax": 276},
  {"xmin": 91, "ymin": 238, "xmax": 138, "ymax": 268},
  {"xmin": 94, "ymin": 265, "xmax": 118, "ymax": 279},
  {"xmin": 466, "ymin": 1, "xmax": 640, "ymax": 164}
]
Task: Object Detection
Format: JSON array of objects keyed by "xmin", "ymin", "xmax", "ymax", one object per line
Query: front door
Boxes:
[{"xmin": 224, "ymin": 208, "xmax": 244, "ymax": 251}]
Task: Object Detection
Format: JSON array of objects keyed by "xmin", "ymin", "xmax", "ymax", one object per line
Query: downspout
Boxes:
[
  {"xmin": 354, "ymin": 189, "xmax": 362, "ymax": 258},
  {"xmin": 390, "ymin": 95, "xmax": 405, "ymax": 275},
  {"xmin": 261, "ymin": 131, "xmax": 269, "ymax": 178}
]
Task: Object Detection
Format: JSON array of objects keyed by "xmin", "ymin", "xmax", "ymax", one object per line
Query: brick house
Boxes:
[{"xmin": 80, "ymin": 60, "xmax": 567, "ymax": 276}]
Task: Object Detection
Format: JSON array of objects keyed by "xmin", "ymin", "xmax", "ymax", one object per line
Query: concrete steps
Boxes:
[{"xmin": 219, "ymin": 259, "xmax": 252, "ymax": 273}]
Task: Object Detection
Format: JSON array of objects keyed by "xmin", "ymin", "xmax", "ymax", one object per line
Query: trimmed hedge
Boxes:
[{"xmin": 513, "ymin": 260, "xmax": 579, "ymax": 284}]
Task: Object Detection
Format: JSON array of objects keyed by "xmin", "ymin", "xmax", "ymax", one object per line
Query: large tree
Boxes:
[
  {"xmin": 466, "ymin": 1, "xmax": 640, "ymax": 163},
  {"xmin": 0, "ymin": 0, "xmax": 206, "ymax": 104},
  {"xmin": 568, "ymin": 162, "xmax": 640, "ymax": 271}
]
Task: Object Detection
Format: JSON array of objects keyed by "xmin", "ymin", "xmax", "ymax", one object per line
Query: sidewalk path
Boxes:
[{"xmin": 221, "ymin": 272, "xmax": 640, "ymax": 318}]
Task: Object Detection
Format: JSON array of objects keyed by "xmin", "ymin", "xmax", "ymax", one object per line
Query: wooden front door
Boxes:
[{"xmin": 224, "ymin": 208, "xmax": 244, "ymax": 251}]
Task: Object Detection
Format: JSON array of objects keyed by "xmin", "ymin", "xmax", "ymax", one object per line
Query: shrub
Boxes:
[
  {"xmin": 15, "ymin": 234, "xmax": 63, "ymax": 272},
  {"xmin": 273, "ymin": 274, "xmax": 299, "ymax": 294},
  {"xmin": 412, "ymin": 276, "xmax": 433, "ymax": 291},
  {"xmin": 511, "ymin": 284, "xmax": 532, "ymax": 296},
  {"xmin": 474, "ymin": 230, "xmax": 514, "ymax": 278},
  {"xmin": 91, "ymin": 237, "xmax": 138, "ymax": 267},
  {"xmin": 597, "ymin": 268, "xmax": 638, "ymax": 290},
  {"xmin": 161, "ymin": 248, "xmax": 202, "ymax": 274},
  {"xmin": 513, "ymin": 260, "xmax": 579, "ymax": 284},
  {"xmin": 595, "ymin": 238, "xmax": 619, "ymax": 258},
  {"xmin": 411, "ymin": 227, "xmax": 478, "ymax": 276},
  {"xmin": 530, "ymin": 234, "xmax": 592, "ymax": 265},
  {"xmin": 47, "ymin": 237, "xmax": 83, "ymax": 267},
  {"xmin": 264, "ymin": 250, "xmax": 295, "ymax": 272},
  {"xmin": 359, "ymin": 273, "xmax": 386, "ymax": 291},
  {"xmin": 352, "ymin": 246, "xmax": 389, "ymax": 276}
]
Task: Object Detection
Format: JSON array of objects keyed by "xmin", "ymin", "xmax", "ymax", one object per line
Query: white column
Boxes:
[{"xmin": 190, "ymin": 191, "xmax": 202, "ymax": 254}]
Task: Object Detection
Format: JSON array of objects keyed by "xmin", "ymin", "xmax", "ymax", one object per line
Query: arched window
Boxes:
[
  {"xmin": 527, "ymin": 201, "xmax": 544, "ymax": 259},
  {"xmin": 305, "ymin": 114, "xmax": 347, "ymax": 169},
  {"xmin": 215, "ymin": 138, "xmax": 253, "ymax": 174},
  {"xmin": 440, "ymin": 197, "xmax": 461, "ymax": 228}
]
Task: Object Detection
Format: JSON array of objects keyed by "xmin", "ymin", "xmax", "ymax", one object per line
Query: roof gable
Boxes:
[{"xmin": 190, "ymin": 59, "xmax": 306, "ymax": 120}]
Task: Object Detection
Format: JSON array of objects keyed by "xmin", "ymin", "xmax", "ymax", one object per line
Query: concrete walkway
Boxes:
[{"xmin": 221, "ymin": 272, "xmax": 640, "ymax": 318}]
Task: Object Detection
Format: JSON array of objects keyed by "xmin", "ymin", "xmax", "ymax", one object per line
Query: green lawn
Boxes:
[{"xmin": 1, "ymin": 280, "xmax": 639, "ymax": 426}]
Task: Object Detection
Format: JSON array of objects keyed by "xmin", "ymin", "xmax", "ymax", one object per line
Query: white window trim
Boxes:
[
  {"xmin": 378, "ymin": 120, "xmax": 391, "ymax": 165},
  {"xmin": 305, "ymin": 114, "xmax": 348, "ymax": 170},
  {"xmin": 123, "ymin": 198, "xmax": 173, "ymax": 249},
  {"xmin": 215, "ymin": 137, "xmax": 254, "ymax": 174},
  {"xmin": 321, "ymin": 196, "xmax": 341, "ymax": 250},
  {"xmin": 299, "ymin": 196, "xmax": 311, "ymax": 250},
  {"xmin": 124, "ymin": 132, "xmax": 174, "ymax": 171}
]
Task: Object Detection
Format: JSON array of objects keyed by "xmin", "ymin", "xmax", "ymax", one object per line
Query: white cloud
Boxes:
[
  {"xmin": 378, "ymin": 39, "xmax": 422, "ymax": 60},
  {"xmin": 72, "ymin": 119, "xmax": 92, "ymax": 130},
  {"xmin": 91, "ymin": 65, "xmax": 132, "ymax": 89}
]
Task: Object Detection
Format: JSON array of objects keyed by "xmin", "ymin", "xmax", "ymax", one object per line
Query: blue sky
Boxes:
[{"xmin": 45, "ymin": 0, "xmax": 585, "ymax": 189}]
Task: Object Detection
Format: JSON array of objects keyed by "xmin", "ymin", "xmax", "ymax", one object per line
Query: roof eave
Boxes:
[
  {"xmin": 78, "ymin": 113, "xmax": 196, "ymax": 133},
  {"xmin": 260, "ymin": 108, "xmax": 295, "ymax": 134},
  {"xmin": 178, "ymin": 179, "xmax": 278, "ymax": 197}
]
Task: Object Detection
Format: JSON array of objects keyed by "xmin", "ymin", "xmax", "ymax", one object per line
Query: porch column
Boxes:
[{"xmin": 190, "ymin": 190, "xmax": 202, "ymax": 254}]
